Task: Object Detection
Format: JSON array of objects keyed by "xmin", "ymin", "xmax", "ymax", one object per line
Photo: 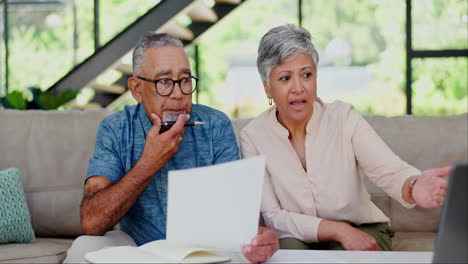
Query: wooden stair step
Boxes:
[
  {"xmin": 215, "ymin": 0, "xmax": 241, "ymax": 4},
  {"xmin": 187, "ymin": 1, "xmax": 218, "ymax": 22},
  {"xmin": 66, "ymin": 102, "xmax": 103, "ymax": 110},
  {"xmin": 160, "ymin": 21, "xmax": 195, "ymax": 41},
  {"xmin": 92, "ymin": 84, "xmax": 126, "ymax": 94},
  {"xmin": 115, "ymin": 64, "xmax": 133, "ymax": 76},
  {"xmin": 106, "ymin": 91, "xmax": 137, "ymax": 110}
]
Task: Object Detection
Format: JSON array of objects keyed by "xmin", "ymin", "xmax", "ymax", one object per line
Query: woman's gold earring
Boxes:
[{"xmin": 268, "ymin": 98, "xmax": 272, "ymax": 106}]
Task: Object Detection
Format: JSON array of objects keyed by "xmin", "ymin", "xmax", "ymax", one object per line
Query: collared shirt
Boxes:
[
  {"xmin": 240, "ymin": 99, "xmax": 420, "ymax": 243},
  {"xmin": 87, "ymin": 103, "xmax": 240, "ymax": 245}
]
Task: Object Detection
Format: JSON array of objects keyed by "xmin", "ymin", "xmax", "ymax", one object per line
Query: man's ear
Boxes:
[
  {"xmin": 263, "ymin": 81, "xmax": 272, "ymax": 99},
  {"xmin": 128, "ymin": 77, "xmax": 142, "ymax": 103}
]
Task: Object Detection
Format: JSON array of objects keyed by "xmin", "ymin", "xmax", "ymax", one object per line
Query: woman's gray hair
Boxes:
[
  {"xmin": 132, "ymin": 32, "xmax": 184, "ymax": 76},
  {"xmin": 257, "ymin": 24, "xmax": 319, "ymax": 85}
]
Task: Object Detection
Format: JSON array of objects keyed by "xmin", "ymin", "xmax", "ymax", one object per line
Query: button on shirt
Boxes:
[
  {"xmin": 240, "ymin": 99, "xmax": 420, "ymax": 242},
  {"xmin": 86, "ymin": 103, "xmax": 240, "ymax": 245}
]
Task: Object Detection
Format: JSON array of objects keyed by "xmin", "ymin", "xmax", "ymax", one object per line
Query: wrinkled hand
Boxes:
[
  {"xmin": 139, "ymin": 113, "xmax": 188, "ymax": 175},
  {"xmin": 241, "ymin": 226, "xmax": 279, "ymax": 263},
  {"xmin": 413, "ymin": 166, "xmax": 451, "ymax": 208},
  {"xmin": 337, "ymin": 224, "xmax": 380, "ymax": 251}
]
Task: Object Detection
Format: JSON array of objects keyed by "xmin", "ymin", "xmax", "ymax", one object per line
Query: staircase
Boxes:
[{"xmin": 48, "ymin": 0, "xmax": 245, "ymax": 109}]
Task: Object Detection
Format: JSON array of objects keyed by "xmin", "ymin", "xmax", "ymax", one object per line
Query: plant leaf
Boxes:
[
  {"xmin": 0, "ymin": 91, "xmax": 27, "ymax": 109},
  {"xmin": 38, "ymin": 89, "xmax": 78, "ymax": 110}
]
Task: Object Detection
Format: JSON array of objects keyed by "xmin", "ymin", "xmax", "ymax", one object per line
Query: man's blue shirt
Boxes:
[{"xmin": 86, "ymin": 103, "xmax": 240, "ymax": 245}]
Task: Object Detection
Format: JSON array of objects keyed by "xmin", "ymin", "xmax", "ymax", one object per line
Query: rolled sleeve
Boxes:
[
  {"xmin": 86, "ymin": 121, "xmax": 124, "ymax": 183},
  {"xmin": 349, "ymin": 107, "xmax": 421, "ymax": 208}
]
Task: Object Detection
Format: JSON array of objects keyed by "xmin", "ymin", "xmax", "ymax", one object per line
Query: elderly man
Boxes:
[{"xmin": 64, "ymin": 33, "xmax": 279, "ymax": 263}]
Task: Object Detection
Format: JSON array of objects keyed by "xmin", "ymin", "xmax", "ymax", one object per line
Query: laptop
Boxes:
[{"xmin": 432, "ymin": 163, "xmax": 467, "ymax": 263}]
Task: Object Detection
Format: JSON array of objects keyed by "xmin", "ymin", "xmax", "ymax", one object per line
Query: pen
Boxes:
[{"xmin": 160, "ymin": 121, "xmax": 205, "ymax": 127}]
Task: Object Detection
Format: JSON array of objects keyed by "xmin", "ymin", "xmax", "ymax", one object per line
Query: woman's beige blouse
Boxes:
[{"xmin": 240, "ymin": 99, "xmax": 420, "ymax": 242}]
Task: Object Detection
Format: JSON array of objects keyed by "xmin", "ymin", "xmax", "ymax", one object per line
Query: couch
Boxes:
[{"xmin": 0, "ymin": 109, "xmax": 467, "ymax": 263}]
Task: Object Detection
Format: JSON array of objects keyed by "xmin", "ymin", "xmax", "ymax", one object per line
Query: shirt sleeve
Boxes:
[
  {"xmin": 240, "ymin": 129, "xmax": 323, "ymax": 242},
  {"xmin": 86, "ymin": 120, "xmax": 124, "ymax": 183},
  {"xmin": 212, "ymin": 116, "xmax": 240, "ymax": 164},
  {"xmin": 348, "ymin": 107, "xmax": 421, "ymax": 208}
]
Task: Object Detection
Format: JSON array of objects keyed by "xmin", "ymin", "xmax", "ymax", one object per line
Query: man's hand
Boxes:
[
  {"xmin": 412, "ymin": 166, "xmax": 450, "ymax": 208},
  {"xmin": 336, "ymin": 223, "xmax": 380, "ymax": 251},
  {"xmin": 138, "ymin": 113, "xmax": 188, "ymax": 175},
  {"xmin": 241, "ymin": 226, "xmax": 279, "ymax": 263}
]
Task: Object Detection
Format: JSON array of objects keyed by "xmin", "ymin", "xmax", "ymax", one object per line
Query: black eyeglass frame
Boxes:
[{"xmin": 136, "ymin": 76, "xmax": 199, "ymax": 96}]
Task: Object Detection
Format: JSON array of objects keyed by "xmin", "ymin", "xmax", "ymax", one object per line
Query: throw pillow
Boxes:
[{"xmin": 0, "ymin": 168, "xmax": 35, "ymax": 244}]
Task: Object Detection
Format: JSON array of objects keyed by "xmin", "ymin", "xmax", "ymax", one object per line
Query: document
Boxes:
[
  {"xmin": 85, "ymin": 156, "xmax": 266, "ymax": 263},
  {"xmin": 167, "ymin": 155, "xmax": 266, "ymax": 251}
]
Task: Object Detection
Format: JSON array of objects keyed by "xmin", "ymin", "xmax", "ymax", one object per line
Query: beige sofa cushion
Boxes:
[
  {"xmin": 0, "ymin": 109, "xmax": 112, "ymax": 237},
  {"xmin": 0, "ymin": 238, "xmax": 73, "ymax": 263},
  {"xmin": 364, "ymin": 114, "xmax": 467, "ymax": 171}
]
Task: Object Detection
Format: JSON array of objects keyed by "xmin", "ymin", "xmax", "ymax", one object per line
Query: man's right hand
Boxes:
[
  {"xmin": 81, "ymin": 113, "xmax": 188, "ymax": 235},
  {"xmin": 139, "ymin": 113, "xmax": 189, "ymax": 175}
]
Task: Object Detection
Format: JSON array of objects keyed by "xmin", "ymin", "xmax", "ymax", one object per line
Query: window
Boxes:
[{"xmin": 412, "ymin": 57, "xmax": 467, "ymax": 115}]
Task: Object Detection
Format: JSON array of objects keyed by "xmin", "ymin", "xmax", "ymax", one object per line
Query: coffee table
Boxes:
[
  {"xmin": 265, "ymin": 250, "xmax": 433, "ymax": 263},
  {"xmin": 220, "ymin": 250, "xmax": 433, "ymax": 263}
]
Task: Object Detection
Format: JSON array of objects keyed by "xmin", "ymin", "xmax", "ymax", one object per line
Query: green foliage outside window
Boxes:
[
  {"xmin": 2, "ymin": 0, "xmax": 154, "ymax": 97},
  {"xmin": 1, "ymin": 0, "xmax": 466, "ymax": 116},
  {"xmin": 413, "ymin": 57, "xmax": 467, "ymax": 115},
  {"xmin": 0, "ymin": 87, "xmax": 78, "ymax": 110}
]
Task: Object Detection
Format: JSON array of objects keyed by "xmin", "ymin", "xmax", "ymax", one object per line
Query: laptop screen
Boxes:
[{"xmin": 432, "ymin": 163, "xmax": 467, "ymax": 263}]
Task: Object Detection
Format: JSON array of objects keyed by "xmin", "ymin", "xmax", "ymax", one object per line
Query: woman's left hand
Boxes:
[{"xmin": 412, "ymin": 166, "xmax": 451, "ymax": 208}]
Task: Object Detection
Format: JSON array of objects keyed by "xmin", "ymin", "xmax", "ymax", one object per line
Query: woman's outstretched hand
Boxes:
[{"xmin": 412, "ymin": 166, "xmax": 451, "ymax": 208}]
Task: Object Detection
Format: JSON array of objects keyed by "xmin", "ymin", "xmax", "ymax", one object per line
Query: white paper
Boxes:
[{"xmin": 166, "ymin": 156, "xmax": 266, "ymax": 251}]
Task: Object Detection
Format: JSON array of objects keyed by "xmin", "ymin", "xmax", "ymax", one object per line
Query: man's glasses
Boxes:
[{"xmin": 136, "ymin": 76, "xmax": 199, "ymax": 96}]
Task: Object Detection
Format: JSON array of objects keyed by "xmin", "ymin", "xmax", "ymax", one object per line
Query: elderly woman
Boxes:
[{"xmin": 240, "ymin": 25, "xmax": 450, "ymax": 251}]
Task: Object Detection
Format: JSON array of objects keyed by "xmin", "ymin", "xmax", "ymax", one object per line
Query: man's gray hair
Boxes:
[
  {"xmin": 257, "ymin": 24, "xmax": 319, "ymax": 85},
  {"xmin": 132, "ymin": 32, "xmax": 184, "ymax": 76}
]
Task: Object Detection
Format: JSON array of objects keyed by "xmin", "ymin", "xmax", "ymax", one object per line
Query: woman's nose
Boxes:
[{"xmin": 291, "ymin": 77, "xmax": 305, "ymax": 93}]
